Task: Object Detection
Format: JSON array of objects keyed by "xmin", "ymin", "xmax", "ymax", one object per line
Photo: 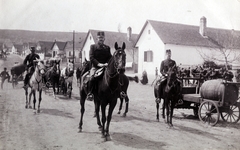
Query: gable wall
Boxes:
[
  {"xmin": 82, "ymin": 33, "xmax": 95, "ymax": 61},
  {"xmin": 136, "ymin": 23, "xmax": 165, "ymax": 74}
]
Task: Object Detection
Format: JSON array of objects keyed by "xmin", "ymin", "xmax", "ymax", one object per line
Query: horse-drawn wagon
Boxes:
[
  {"xmin": 10, "ymin": 62, "xmax": 25, "ymax": 88},
  {"xmin": 177, "ymin": 77, "xmax": 240, "ymax": 126}
]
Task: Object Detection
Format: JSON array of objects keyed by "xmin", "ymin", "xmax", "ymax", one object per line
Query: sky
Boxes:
[{"xmin": 0, "ymin": 0, "xmax": 240, "ymax": 34}]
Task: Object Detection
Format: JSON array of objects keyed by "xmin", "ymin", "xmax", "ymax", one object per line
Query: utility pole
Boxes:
[{"xmin": 73, "ymin": 30, "xmax": 75, "ymax": 70}]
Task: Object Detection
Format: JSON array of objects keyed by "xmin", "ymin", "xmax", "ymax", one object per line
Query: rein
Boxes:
[{"xmin": 33, "ymin": 64, "xmax": 45, "ymax": 91}]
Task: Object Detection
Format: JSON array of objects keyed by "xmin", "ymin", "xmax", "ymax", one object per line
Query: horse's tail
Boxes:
[{"xmin": 127, "ymin": 75, "xmax": 139, "ymax": 83}]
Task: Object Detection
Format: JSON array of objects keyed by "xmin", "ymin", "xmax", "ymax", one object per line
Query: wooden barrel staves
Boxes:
[{"xmin": 200, "ymin": 79, "xmax": 239, "ymax": 105}]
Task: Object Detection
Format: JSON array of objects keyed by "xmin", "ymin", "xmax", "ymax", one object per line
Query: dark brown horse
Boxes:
[
  {"xmin": 44, "ymin": 59, "xmax": 61, "ymax": 97},
  {"xmin": 117, "ymin": 69, "xmax": 139, "ymax": 117},
  {"xmin": 154, "ymin": 66, "xmax": 182, "ymax": 127},
  {"xmin": 78, "ymin": 42, "xmax": 126, "ymax": 141}
]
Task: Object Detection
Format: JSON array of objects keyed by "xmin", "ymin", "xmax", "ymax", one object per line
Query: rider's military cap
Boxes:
[
  {"xmin": 97, "ymin": 31, "xmax": 105, "ymax": 37},
  {"xmin": 166, "ymin": 49, "xmax": 171, "ymax": 53},
  {"xmin": 30, "ymin": 46, "xmax": 36, "ymax": 51}
]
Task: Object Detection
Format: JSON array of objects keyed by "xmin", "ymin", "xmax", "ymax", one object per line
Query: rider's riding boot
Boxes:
[
  {"xmin": 86, "ymin": 77, "xmax": 94, "ymax": 101},
  {"xmin": 22, "ymin": 74, "xmax": 29, "ymax": 89}
]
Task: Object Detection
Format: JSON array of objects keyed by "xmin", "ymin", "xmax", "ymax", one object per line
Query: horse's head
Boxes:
[
  {"xmin": 167, "ymin": 65, "xmax": 177, "ymax": 85},
  {"xmin": 112, "ymin": 42, "xmax": 126, "ymax": 71},
  {"xmin": 53, "ymin": 59, "xmax": 61, "ymax": 74},
  {"xmin": 64, "ymin": 61, "xmax": 74, "ymax": 77},
  {"xmin": 34, "ymin": 59, "xmax": 46, "ymax": 76},
  {"xmin": 166, "ymin": 65, "xmax": 182, "ymax": 97}
]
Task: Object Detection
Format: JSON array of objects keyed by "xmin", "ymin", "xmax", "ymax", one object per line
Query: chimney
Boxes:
[
  {"xmin": 199, "ymin": 16, "xmax": 207, "ymax": 37},
  {"xmin": 127, "ymin": 27, "xmax": 132, "ymax": 41}
]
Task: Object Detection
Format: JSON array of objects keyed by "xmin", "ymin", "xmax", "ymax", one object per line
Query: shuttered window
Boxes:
[{"xmin": 144, "ymin": 50, "xmax": 153, "ymax": 62}]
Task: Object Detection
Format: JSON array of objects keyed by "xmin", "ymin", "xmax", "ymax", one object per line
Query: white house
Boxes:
[
  {"xmin": 81, "ymin": 28, "xmax": 138, "ymax": 72},
  {"xmin": 51, "ymin": 41, "xmax": 67, "ymax": 58},
  {"xmin": 135, "ymin": 17, "xmax": 240, "ymax": 75}
]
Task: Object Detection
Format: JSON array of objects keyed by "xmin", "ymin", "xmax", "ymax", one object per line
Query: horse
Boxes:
[
  {"xmin": 23, "ymin": 59, "xmax": 46, "ymax": 113},
  {"xmin": 60, "ymin": 60, "xmax": 74, "ymax": 98},
  {"xmin": 44, "ymin": 59, "xmax": 61, "ymax": 97},
  {"xmin": 78, "ymin": 42, "xmax": 126, "ymax": 141},
  {"xmin": 117, "ymin": 68, "xmax": 139, "ymax": 117},
  {"xmin": 154, "ymin": 65, "xmax": 182, "ymax": 127},
  {"xmin": 77, "ymin": 59, "xmax": 138, "ymax": 118}
]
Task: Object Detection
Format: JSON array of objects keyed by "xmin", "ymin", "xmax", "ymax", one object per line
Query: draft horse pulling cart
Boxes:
[{"xmin": 178, "ymin": 78, "xmax": 240, "ymax": 126}]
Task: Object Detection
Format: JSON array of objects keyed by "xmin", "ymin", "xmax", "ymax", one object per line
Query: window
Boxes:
[
  {"xmin": 144, "ymin": 50, "xmax": 153, "ymax": 62},
  {"xmin": 69, "ymin": 51, "xmax": 71, "ymax": 56},
  {"xmin": 148, "ymin": 29, "xmax": 151, "ymax": 34}
]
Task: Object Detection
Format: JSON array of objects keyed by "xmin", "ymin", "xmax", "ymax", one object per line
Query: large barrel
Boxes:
[{"xmin": 200, "ymin": 79, "xmax": 239, "ymax": 104}]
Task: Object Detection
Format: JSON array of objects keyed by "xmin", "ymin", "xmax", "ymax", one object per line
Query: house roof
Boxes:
[
  {"xmin": 13, "ymin": 44, "xmax": 23, "ymax": 52},
  {"xmin": 28, "ymin": 42, "xmax": 37, "ymax": 47},
  {"xmin": 38, "ymin": 41, "xmax": 54, "ymax": 50},
  {"xmin": 53, "ymin": 41, "xmax": 67, "ymax": 50},
  {"xmin": 135, "ymin": 20, "xmax": 240, "ymax": 49},
  {"xmin": 83, "ymin": 29, "xmax": 138, "ymax": 49}
]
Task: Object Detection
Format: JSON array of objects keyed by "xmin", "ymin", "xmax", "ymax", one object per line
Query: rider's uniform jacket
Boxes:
[
  {"xmin": 23, "ymin": 53, "xmax": 40, "ymax": 69},
  {"xmin": 89, "ymin": 43, "xmax": 112, "ymax": 68},
  {"xmin": 160, "ymin": 59, "xmax": 176, "ymax": 76}
]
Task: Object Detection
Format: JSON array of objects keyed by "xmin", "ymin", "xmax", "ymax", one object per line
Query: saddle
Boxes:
[{"xmin": 81, "ymin": 67, "xmax": 105, "ymax": 86}]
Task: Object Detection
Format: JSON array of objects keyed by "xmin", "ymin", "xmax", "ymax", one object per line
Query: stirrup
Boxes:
[
  {"xmin": 155, "ymin": 98, "xmax": 161, "ymax": 103},
  {"xmin": 86, "ymin": 93, "xmax": 94, "ymax": 101},
  {"xmin": 120, "ymin": 91, "xmax": 127, "ymax": 98}
]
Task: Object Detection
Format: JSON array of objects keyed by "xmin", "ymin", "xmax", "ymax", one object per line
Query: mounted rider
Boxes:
[
  {"xmin": 155, "ymin": 49, "xmax": 177, "ymax": 103},
  {"xmin": 22, "ymin": 46, "xmax": 40, "ymax": 89},
  {"xmin": 86, "ymin": 31, "xmax": 112, "ymax": 101}
]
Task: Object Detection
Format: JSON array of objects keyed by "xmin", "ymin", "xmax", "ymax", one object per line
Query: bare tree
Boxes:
[{"xmin": 197, "ymin": 29, "xmax": 240, "ymax": 70}]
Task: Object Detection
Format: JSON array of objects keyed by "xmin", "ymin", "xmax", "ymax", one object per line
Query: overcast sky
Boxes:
[{"xmin": 0, "ymin": 0, "xmax": 240, "ymax": 33}]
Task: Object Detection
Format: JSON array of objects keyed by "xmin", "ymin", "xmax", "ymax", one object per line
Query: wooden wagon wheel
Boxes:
[
  {"xmin": 198, "ymin": 100, "xmax": 220, "ymax": 126},
  {"xmin": 220, "ymin": 104, "xmax": 240, "ymax": 123}
]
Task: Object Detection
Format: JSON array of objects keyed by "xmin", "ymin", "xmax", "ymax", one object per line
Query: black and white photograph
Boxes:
[{"xmin": 0, "ymin": 0, "xmax": 240, "ymax": 149}]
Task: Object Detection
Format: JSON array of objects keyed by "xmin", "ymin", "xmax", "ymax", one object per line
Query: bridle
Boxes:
[{"xmin": 105, "ymin": 49, "xmax": 126, "ymax": 93}]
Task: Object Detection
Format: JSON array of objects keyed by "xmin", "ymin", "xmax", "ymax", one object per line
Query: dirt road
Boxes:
[{"xmin": 0, "ymin": 55, "xmax": 240, "ymax": 150}]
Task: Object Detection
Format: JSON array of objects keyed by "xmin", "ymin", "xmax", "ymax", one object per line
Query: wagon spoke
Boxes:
[{"xmin": 210, "ymin": 107, "xmax": 217, "ymax": 113}]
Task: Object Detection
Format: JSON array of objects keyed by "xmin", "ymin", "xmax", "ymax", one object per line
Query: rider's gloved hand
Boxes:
[{"xmin": 97, "ymin": 63, "xmax": 108, "ymax": 67}]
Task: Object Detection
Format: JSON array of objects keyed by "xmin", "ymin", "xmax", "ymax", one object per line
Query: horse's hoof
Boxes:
[
  {"xmin": 122, "ymin": 113, "xmax": 126, "ymax": 117},
  {"xmin": 78, "ymin": 128, "xmax": 82, "ymax": 133},
  {"xmin": 25, "ymin": 105, "xmax": 28, "ymax": 109},
  {"xmin": 37, "ymin": 109, "xmax": 40, "ymax": 113},
  {"xmin": 101, "ymin": 134, "xmax": 105, "ymax": 138},
  {"xmin": 117, "ymin": 111, "xmax": 120, "ymax": 114},
  {"xmin": 98, "ymin": 126, "xmax": 103, "ymax": 131},
  {"xmin": 156, "ymin": 118, "xmax": 159, "ymax": 122},
  {"xmin": 105, "ymin": 135, "xmax": 111, "ymax": 141},
  {"xmin": 29, "ymin": 106, "xmax": 32, "ymax": 109}
]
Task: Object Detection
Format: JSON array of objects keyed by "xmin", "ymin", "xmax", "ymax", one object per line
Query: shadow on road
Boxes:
[
  {"xmin": 41, "ymin": 108, "xmax": 74, "ymax": 119},
  {"xmin": 112, "ymin": 132, "xmax": 166, "ymax": 150}
]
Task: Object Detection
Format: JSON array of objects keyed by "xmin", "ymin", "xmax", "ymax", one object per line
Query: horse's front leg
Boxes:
[
  {"xmin": 32, "ymin": 89, "xmax": 36, "ymax": 110},
  {"xmin": 118, "ymin": 98, "xmax": 123, "ymax": 114},
  {"xmin": 156, "ymin": 102, "xmax": 160, "ymax": 121},
  {"xmin": 169, "ymin": 100, "xmax": 175, "ymax": 127},
  {"xmin": 78, "ymin": 91, "xmax": 86, "ymax": 132},
  {"xmin": 28, "ymin": 91, "xmax": 33, "ymax": 109},
  {"xmin": 37, "ymin": 89, "xmax": 42, "ymax": 113},
  {"xmin": 123, "ymin": 96, "xmax": 129, "ymax": 117},
  {"xmin": 105, "ymin": 98, "xmax": 117, "ymax": 141},
  {"xmin": 95, "ymin": 100, "xmax": 102, "ymax": 131},
  {"xmin": 25, "ymin": 88, "xmax": 28, "ymax": 109},
  {"xmin": 101, "ymin": 104, "xmax": 107, "ymax": 139},
  {"xmin": 162, "ymin": 99, "xmax": 165, "ymax": 119}
]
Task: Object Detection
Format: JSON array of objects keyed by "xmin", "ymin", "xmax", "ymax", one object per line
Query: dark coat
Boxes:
[
  {"xmin": 160, "ymin": 59, "xmax": 176, "ymax": 76},
  {"xmin": 89, "ymin": 43, "xmax": 112, "ymax": 68}
]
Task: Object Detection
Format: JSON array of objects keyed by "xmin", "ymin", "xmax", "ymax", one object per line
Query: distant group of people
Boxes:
[{"xmin": 177, "ymin": 65, "xmax": 234, "ymax": 82}]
